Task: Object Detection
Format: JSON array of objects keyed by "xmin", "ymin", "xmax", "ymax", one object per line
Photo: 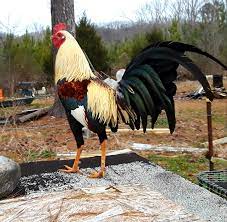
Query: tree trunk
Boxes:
[{"xmin": 49, "ymin": 0, "xmax": 75, "ymax": 117}]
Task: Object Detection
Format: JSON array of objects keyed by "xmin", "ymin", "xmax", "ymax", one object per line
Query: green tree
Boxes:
[
  {"xmin": 76, "ymin": 14, "xmax": 109, "ymax": 72},
  {"xmin": 106, "ymin": 34, "xmax": 147, "ymax": 72},
  {"xmin": 181, "ymin": 22, "xmax": 200, "ymax": 45},
  {"xmin": 145, "ymin": 26, "xmax": 165, "ymax": 43},
  {"xmin": 1, "ymin": 33, "xmax": 17, "ymax": 96},
  {"xmin": 0, "ymin": 30, "xmax": 53, "ymax": 96},
  {"xmin": 106, "ymin": 27, "xmax": 164, "ymax": 73},
  {"xmin": 129, "ymin": 34, "xmax": 147, "ymax": 59},
  {"xmin": 34, "ymin": 27, "xmax": 53, "ymax": 84},
  {"xmin": 15, "ymin": 30, "xmax": 41, "ymax": 81},
  {"xmin": 168, "ymin": 19, "xmax": 181, "ymax": 41},
  {"xmin": 107, "ymin": 42, "xmax": 130, "ymax": 71}
]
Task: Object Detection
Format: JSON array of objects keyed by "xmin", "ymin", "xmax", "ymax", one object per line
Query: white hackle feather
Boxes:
[{"xmin": 87, "ymin": 80, "xmax": 118, "ymax": 126}]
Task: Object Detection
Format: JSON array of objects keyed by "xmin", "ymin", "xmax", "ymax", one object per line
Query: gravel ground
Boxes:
[{"xmin": 16, "ymin": 159, "xmax": 227, "ymax": 222}]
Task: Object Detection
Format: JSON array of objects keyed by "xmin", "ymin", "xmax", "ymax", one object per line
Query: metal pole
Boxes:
[{"xmin": 206, "ymin": 99, "xmax": 214, "ymax": 171}]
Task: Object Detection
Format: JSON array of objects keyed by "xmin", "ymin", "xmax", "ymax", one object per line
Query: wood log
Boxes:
[{"xmin": 18, "ymin": 107, "xmax": 50, "ymax": 123}]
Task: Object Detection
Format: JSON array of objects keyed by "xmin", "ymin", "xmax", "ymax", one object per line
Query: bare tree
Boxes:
[
  {"xmin": 183, "ymin": 0, "xmax": 204, "ymax": 25},
  {"xmin": 198, "ymin": 0, "xmax": 225, "ymax": 74},
  {"xmin": 49, "ymin": 0, "xmax": 75, "ymax": 117},
  {"xmin": 136, "ymin": 0, "xmax": 169, "ymax": 24},
  {"xmin": 170, "ymin": 0, "xmax": 185, "ymax": 21}
]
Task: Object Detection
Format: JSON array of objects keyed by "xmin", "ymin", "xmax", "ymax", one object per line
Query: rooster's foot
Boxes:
[
  {"xmin": 88, "ymin": 170, "xmax": 105, "ymax": 178},
  {"xmin": 59, "ymin": 165, "xmax": 82, "ymax": 174}
]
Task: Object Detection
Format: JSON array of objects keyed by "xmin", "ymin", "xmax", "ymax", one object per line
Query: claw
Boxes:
[
  {"xmin": 88, "ymin": 171, "xmax": 105, "ymax": 178},
  {"xmin": 59, "ymin": 165, "xmax": 83, "ymax": 174}
]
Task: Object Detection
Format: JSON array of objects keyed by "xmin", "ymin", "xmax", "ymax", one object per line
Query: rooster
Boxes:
[{"xmin": 52, "ymin": 23, "xmax": 227, "ymax": 178}]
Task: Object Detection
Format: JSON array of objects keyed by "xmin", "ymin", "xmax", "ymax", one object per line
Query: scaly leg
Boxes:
[
  {"xmin": 59, "ymin": 146, "xmax": 83, "ymax": 174},
  {"xmin": 89, "ymin": 140, "xmax": 106, "ymax": 178}
]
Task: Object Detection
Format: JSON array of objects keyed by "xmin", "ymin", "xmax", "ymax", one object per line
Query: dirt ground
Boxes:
[{"xmin": 0, "ymin": 80, "xmax": 226, "ymax": 162}]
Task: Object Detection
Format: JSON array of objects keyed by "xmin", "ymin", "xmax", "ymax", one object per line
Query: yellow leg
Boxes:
[
  {"xmin": 89, "ymin": 140, "xmax": 106, "ymax": 178},
  {"xmin": 59, "ymin": 146, "xmax": 83, "ymax": 174}
]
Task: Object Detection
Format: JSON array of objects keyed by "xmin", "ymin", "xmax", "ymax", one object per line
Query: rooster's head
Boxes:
[{"xmin": 52, "ymin": 23, "xmax": 68, "ymax": 48}]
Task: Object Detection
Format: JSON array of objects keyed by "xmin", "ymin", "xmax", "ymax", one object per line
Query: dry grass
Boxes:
[{"xmin": 175, "ymin": 80, "xmax": 201, "ymax": 94}]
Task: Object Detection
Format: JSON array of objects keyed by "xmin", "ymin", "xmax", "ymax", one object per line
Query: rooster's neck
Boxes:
[{"xmin": 55, "ymin": 33, "xmax": 96, "ymax": 83}]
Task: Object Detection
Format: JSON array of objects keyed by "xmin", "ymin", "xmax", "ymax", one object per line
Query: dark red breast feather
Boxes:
[{"xmin": 58, "ymin": 80, "xmax": 90, "ymax": 101}]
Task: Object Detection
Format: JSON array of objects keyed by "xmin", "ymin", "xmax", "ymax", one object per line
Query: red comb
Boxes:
[{"xmin": 53, "ymin": 23, "xmax": 67, "ymax": 34}]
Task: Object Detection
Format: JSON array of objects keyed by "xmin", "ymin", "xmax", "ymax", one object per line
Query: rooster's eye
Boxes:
[{"xmin": 57, "ymin": 33, "xmax": 65, "ymax": 39}]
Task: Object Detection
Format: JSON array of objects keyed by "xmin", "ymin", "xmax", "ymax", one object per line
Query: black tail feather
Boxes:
[{"xmin": 117, "ymin": 41, "xmax": 227, "ymax": 134}]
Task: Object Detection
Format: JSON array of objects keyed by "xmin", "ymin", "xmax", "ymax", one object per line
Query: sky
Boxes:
[{"xmin": 0, "ymin": 0, "xmax": 149, "ymax": 34}]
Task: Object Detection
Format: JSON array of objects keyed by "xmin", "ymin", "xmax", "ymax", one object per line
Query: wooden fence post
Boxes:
[{"xmin": 206, "ymin": 99, "xmax": 214, "ymax": 171}]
